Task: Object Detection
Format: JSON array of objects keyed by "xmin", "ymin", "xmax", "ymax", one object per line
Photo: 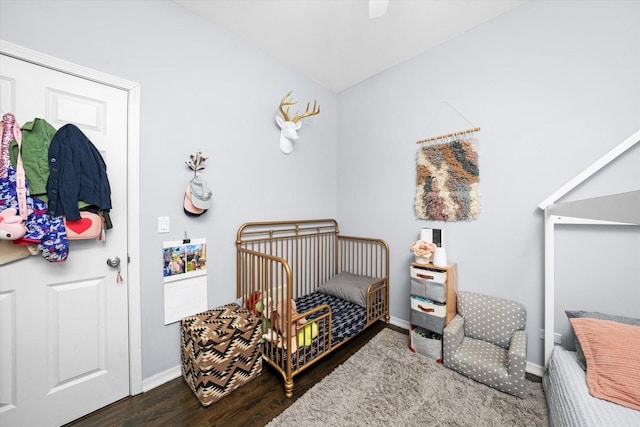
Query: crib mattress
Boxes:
[
  {"xmin": 265, "ymin": 291, "xmax": 367, "ymax": 368},
  {"xmin": 296, "ymin": 291, "xmax": 367, "ymax": 343}
]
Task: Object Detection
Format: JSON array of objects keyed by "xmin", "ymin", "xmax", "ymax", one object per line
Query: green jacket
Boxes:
[{"xmin": 9, "ymin": 118, "xmax": 57, "ymax": 200}]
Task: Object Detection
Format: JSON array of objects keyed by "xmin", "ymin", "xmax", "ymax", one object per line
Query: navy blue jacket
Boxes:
[{"xmin": 46, "ymin": 124, "xmax": 112, "ymax": 220}]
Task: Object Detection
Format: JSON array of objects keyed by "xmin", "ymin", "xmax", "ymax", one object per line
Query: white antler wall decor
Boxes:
[{"xmin": 275, "ymin": 90, "xmax": 320, "ymax": 154}]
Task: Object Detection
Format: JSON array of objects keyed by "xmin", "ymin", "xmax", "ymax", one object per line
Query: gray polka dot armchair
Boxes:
[{"xmin": 443, "ymin": 291, "xmax": 527, "ymax": 398}]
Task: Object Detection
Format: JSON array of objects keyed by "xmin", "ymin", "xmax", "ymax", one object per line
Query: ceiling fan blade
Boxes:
[{"xmin": 369, "ymin": 0, "xmax": 389, "ymax": 19}]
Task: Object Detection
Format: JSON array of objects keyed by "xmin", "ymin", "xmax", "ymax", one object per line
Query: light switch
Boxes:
[{"xmin": 158, "ymin": 216, "xmax": 170, "ymax": 233}]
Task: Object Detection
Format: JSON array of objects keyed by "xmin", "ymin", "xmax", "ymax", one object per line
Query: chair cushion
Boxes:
[
  {"xmin": 458, "ymin": 291, "xmax": 526, "ymax": 349},
  {"xmin": 449, "ymin": 337, "xmax": 527, "ymax": 398},
  {"xmin": 450, "ymin": 337, "xmax": 509, "ymax": 380}
]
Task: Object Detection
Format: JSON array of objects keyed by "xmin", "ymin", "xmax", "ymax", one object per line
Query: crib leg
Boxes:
[{"xmin": 284, "ymin": 378, "xmax": 294, "ymax": 398}]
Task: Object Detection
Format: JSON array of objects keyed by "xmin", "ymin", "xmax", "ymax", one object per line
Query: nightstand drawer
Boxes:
[
  {"xmin": 410, "ymin": 297, "xmax": 445, "ymax": 334},
  {"xmin": 410, "ymin": 266, "xmax": 447, "ymax": 303},
  {"xmin": 410, "ymin": 327, "xmax": 442, "ymax": 360},
  {"xmin": 410, "ymin": 277, "xmax": 446, "ymax": 303},
  {"xmin": 410, "ymin": 266, "xmax": 446, "ymax": 283}
]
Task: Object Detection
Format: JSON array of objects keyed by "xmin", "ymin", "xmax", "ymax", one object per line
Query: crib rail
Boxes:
[
  {"xmin": 264, "ymin": 303, "xmax": 333, "ymax": 396},
  {"xmin": 236, "ymin": 219, "xmax": 389, "ymax": 398},
  {"xmin": 338, "ymin": 235, "xmax": 389, "ymax": 323},
  {"xmin": 237, "ymin": 248, "xmax": 291, "ymax": 307},
  {"xmin": 237, "ymin": 219, "xmax": 339, "ymax": 299}
]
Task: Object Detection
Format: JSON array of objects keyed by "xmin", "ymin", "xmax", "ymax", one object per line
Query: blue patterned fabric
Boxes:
[
  {"xmin": 297, "ymin": 291, "xmax": 366, "ymax": 343},
  {"xmin": 0, "ymin": 165, "xmax": 68, "ymax": 262},
  {"xmin": 264, "ymin": 291, "xmax": 366, "ymax": 369}
]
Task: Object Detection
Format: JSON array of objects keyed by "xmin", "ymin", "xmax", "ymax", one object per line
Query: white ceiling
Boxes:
[{"xmin": 174, "ymin": 0, "xmax": 527, "ymax": 93}]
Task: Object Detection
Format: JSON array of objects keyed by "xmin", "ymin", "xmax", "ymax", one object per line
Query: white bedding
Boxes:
[{"xmin": 543, "ymin": 346, "xmax": 640, "ymax": 427}]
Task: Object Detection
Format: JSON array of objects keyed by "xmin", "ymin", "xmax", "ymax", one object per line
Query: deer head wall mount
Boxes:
[{"xmin": 275, "ymin": 91, "xmax": 320, "ymax": 154}]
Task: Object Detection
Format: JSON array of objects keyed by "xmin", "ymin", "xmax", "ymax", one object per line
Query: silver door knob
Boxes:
[{"xmin": 106, "ymin": 256, "xmax": 121, "ymax": 268}]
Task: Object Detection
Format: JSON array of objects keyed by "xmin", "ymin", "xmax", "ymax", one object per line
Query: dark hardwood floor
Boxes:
[{"xmin": 65, "ymin": 321, "xmax": 402, "ymax": 427}]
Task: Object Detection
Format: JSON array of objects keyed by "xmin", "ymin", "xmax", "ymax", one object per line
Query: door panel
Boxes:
[
  {"xmin": 0, "ymin": 53, "xmax": 130, "ymax": 427},
  {"xmin": 48, "ymin": 278, "xmax": 105, "ymax": 389}
]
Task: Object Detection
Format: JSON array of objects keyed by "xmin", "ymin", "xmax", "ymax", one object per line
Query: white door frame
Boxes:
[{"xmin": 0, "ymin": 40, "xmax": 143, "ymax": 395}]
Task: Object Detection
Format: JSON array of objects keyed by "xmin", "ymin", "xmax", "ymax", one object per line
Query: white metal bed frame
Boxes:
[{"xmin": 538, "ymin": 128, "xmax": 640, "ymax": 366}]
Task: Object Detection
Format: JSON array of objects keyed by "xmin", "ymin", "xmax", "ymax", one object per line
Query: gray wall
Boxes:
[
  {"xmin": 1, "ymin": 0, "xmax": 638, "ymax": 380},
  {"xmin": 1, "ymin": 0, "xmax": 338, "ymax": 379},
  {"xmin": 337, "ymin": 0, "xmax": 640, "ymax": 366}
]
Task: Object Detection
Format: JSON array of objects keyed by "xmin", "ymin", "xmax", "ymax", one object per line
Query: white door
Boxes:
[{"xmin": 0, "ymin": 53, "xmax": 130, "ymax": 426}]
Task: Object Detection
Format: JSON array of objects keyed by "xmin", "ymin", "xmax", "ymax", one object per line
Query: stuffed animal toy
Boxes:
[
  {"xmin": 297, "ymin": 321, "xmax": 319, "ymax": 348},
  {"xmin": 0, "ymin": 208, "xmax": 27, "ymax": 240},
  {"xmin": 255, "ymin": 295, "xmax": 272, "ymax": 336},
  {"xmin": 270, "ymin": 299, "xmax": 318, "ymax": 352},
  {"xmin": 246, "ymin": 291, "xmax": 262, "ymax": 316}
]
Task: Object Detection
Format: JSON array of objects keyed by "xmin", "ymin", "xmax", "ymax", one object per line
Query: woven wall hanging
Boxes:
[{"xmin": 415, "ymin": 128, "xmax": 480, "ymax": 221}]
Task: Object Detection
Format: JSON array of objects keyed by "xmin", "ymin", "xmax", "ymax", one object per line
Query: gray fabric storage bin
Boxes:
[
  {"xmin": 410, "ymin": 297, "xmax": 446, "ymax": 334},
  {"xmin": 410, "ymin": 277, "xmax": 446, "ymax": 303},
  {"xmin": 411, "ymin": 327, "xmax": 442, "ymax": 360},
  {"xmin": 410, "ymin": 266, "xmax": 447, "ymax": 303},
  {"xmin": 411, "ymin": 309, "xmax": 445, "ymax": 334}
]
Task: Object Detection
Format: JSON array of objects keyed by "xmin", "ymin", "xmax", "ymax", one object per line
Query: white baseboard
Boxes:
[
  {"xmin": 526, "ymin": 361, "xmax": 544, "ymax": 378},
  {"xmin": 142, "ymin": 318, "xmax": 545, "ymax": 392},
  {"xmin": 388, "ymin": 316, "xmax": 545, "ymax": 378},
  {"xmin": 141, "ymin": 317, "xmax": 407, "ymax": 393},
  {"xmin": 389, "ymin": 316, "xmax": 409, "ymax": 330},
  {"xmin": 142, "ymin": 365, "xmax": 182, "ymax": 392},
  {"xmin": 141, "ymin": 317, "xmax": 407, "ymax": 392}
]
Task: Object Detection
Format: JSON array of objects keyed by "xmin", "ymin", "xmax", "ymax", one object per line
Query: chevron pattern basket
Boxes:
[{"xmin": 181, "ymin": 303, "xmax": 262, "ymax": 406}]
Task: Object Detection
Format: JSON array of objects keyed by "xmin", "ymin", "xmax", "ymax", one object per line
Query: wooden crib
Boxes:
[{"xmin": 236, "ymin": 219, "xmax": 389, "ymax": 397}]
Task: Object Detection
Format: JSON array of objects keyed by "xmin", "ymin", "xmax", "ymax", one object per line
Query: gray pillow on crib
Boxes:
[
  {"xmin": 565, "ymin": 310, "xmax": 640, "ymax": 371},
  {"xmin": 317, "ymin": 271, "xmax": 379, "ymax": 308}
]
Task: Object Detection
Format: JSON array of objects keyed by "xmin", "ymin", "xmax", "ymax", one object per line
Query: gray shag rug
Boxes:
[{"xmin": 267, "ymin": 328, "xmax": 548, "ymax": 427}]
